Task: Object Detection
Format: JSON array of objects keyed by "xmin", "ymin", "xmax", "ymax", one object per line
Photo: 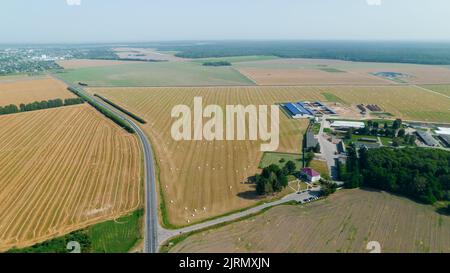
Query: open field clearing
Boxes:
[
  {"xmin": 56, "ymin": 59, "xmax": 142, "ymax": 69},
  {"xmin": 60, "ymin": 62, "xmax": 254, "ymax": 87},
  {"xmin": 0, "ymin": 105, "xmax": 142, "ymax": 251},
  {"xmin": 0, "ymin": 74, "xmax": 46, "ymax": 83},
  {"xmin": 235, "ymin": 58, "xmax": 450, "ymax": 85},
  {"xmin": 92, "ymin": 85, "xmax": 449, "ymax": 226},
  {"xmin": 0, "ymin": 77, "xmax": 75, "ymax": 105},
  {"xmin": 91, "ymin": 87, "xmax": 312, "ymax": 226},
  {"xmin": 421, "ymin": 85, "xmax": 450, "ymax": 97},
  {"xmin": 113, "ymin": 48, "xmax": 187, "ymax": 62},
  {"xmin": 170, "ymin": 189, "xmax": 450, "ymax": 253},
  {"xmin": 313, "ymin": 86, "xmax": 450, "ymax": 122}
]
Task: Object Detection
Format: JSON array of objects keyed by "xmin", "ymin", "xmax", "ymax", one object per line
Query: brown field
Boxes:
[
  {"xmin": 113, "ymin": 48, "xmax": 187, "ymax": 62},
  {"xmin": 91, "ymin": 85, "xmax": 450, "ymax": 226},
  {"xmin": 170, "ymin": 189, "xmax": 450, "ymax": 253},
  {"xmin": 56, "ymin": 59, "xmax": 142, "ymax": 69},
  {"xmin": 235, "ymin": 58, "xmax": 450, "ymax": 85},
  {"xmin": 0, "ymin": 77, "xmax": 75, "ymax": 105},
  {"xmin": 0, "ymin": 105, "xmax": 142, "ymax": 251}
]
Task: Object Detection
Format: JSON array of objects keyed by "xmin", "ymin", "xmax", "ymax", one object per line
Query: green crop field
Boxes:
[
  {"xmin": 7, "ymin": 210, "xmax": 143, "ymax": 253},
  {"xmin": 321, "ymin": 92, "xmax": 348, "ymax": 105},
  {"xmin": 59, "ymin": 62, "xmax": 255, "ymax": 87},
  {"xmin": 88, "ymin": 210, "xmax": 143, "ymax": 253},
  {"xmin": 421, "ymin": 85, "xmax": 450, "ymax": 97},
  {"xmin": 259, "ymin": 152, "xmax": 303, "ymax": 170}
]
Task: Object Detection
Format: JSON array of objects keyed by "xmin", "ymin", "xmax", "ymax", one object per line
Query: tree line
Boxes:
[
  {"xmin": 94, "ymin": 94, "xmax": 146, "ymax": 124},
  {"xmin": 340, "ymin": 145, "xmax": 450, "ymax": 204},
  {"xmin": 202, "ymin": 61, "xmax": 232, "ymax": 67},
  {"xmin": 255, "ymin": 162, "xmax": 296, "ymax": 195},
  {"xmin": 0, "ymin": 98, "xmax": 84, "ymax": 116},
  {"xmin": 347, "ymin": 119, "xmax": 416, "ymax": 147},
  {"xmin": 155, "ymin": 41, "xmax": 450, "ymax": 65},
  {"xmin": 68, "ymin": 87, "xmax": 135, "ymax": 134}
]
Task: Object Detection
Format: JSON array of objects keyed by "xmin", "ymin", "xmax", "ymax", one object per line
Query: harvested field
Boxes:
[
  {"xmin": 0, "ymin": 105, "xmax": 142, "ymax": 251},
  {"xmin": 314, "ymin": 86, "xmax": 450, "ymax": 122},
  {"xmin": 0, "ymin": 77, "xmax": 75, "ymax": 105},
  {"xmin": 91, "ymin": 87, "xmax": 312, "ymax": 226},
  {"xmin": 170, "ymin": 189, "xmax": 450, "ymax": 253},
  {"xmin": 235, "ymin": 58, "xmax": 450, "ymax": 85},
  {"xmin": 57, "ymin": 59, "xmax": 142, "ymax": 69},
  {"xmin": 92, "ymin": 85, "xmax": 450, "ymax": 226}
]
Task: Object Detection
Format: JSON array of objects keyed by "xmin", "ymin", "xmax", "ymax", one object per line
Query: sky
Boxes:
[{"xmin": 1, "ymin": 0, "xmax": 450, "ymax": 43}]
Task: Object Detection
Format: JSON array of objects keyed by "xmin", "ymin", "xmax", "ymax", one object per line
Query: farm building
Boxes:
[
  {"xmin": 337, "ymin": 141, "xmax": 346, "ymax": 154},
  {"xmin": 439, "ymin": 134, "xmax": 450, "ymax": 148},
  {"xmin": 436, "ymin": 127, "xmax": 450, "ymax": 135},
  {"xmin": 330, "ymin": 120, "xmax": 365, "ymax": 129},
  {"xmin": 302, "ymin": 168, "xmax": 321, "ymax": 183},
  {"xmin": 282, "ymin": 101, "xmax": 337, "ymax": 119},
  {"xmin": 356, "ymin": 143, "xmax": 381, "ymax": 149},
  {"xmin": 282, "ymin": 103, "xmax": 314, "ymax": 119},
  {"xmin": 305, "ymin": 129, "xmax": 318, "ymax": 150},
  {"xmin": 416, "ymin": 131, "xmax": 440, "ymax": 147}
]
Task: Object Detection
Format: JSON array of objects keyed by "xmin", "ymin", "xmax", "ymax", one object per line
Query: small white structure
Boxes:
[
  {"xmin": 302, "ymin": 168, "xmax": 321, "ymax": 183},
  {"xmin": 436, "ymin": 127, "xmax": 450, "ymax": 135},
  {"xmin": 330, "ymin": 120, "xmax": 365, "ymax": 129}
]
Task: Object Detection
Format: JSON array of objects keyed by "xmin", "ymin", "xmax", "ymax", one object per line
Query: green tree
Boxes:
[{"xmin": 284, "ymin": 161, "xmax": 297, "ymax": 175}]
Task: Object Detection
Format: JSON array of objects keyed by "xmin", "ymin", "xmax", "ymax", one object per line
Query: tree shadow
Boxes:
[
  {"xmin": 436, "ymin": 207, "xmax": 450, "ymax": 216},
  {"xmin": 236, "ymin": 190, "xmax": 263, "ymax": 201}
]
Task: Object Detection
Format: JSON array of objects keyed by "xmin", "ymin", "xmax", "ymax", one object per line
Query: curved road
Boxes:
[{"xmin": 51, "ymin": 76, "xmax": 160, "ymax": 253}]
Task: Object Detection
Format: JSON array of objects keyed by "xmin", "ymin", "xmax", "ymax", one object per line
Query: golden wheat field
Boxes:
[
  {"xmin": 0, "ymin": 77, "xmax": 76, "ymax": 106},
  {"xmin": 91, "ymin": 85, "xmax": 450, "ymax": 227},
  {"xmin": 313, "ymin": 85, "xmax": 450, "ymax": 122},
  {"xmin": 0, "ymin": 104, "xmax": 142, "ymax": 251},
  {"xmin": 171, "ymin": 189, "xmax": 450, "ymax": 253},
  {"xmin": 92, "ymin": 86, "xmax": 312, "ymax": 226}
]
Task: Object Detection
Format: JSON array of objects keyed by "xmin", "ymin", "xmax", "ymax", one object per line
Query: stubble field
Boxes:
[
  {"xmin": 0, "ymin": 77, "xmax": 76, "ymax": 105},
  {"xmin": 0, "ymin": 105, "xmax": 142, "ymax": 251},
  {"xmin": 91, "ymin": 86, "xmax": 312, "ymax": 226},
  {"xmin": 91, "ymin": 84, "xmax": 449, "ymax": 226},
  {"xmin": 170, "ymin": 189, "xmax": 450, "ymax": 253}
]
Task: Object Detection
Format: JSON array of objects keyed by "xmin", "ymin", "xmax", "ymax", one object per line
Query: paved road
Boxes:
[
  {"xmin": 317, "ymin": 118, "xmax": 339, "ymax": 180},
  {"xmin": 53, "ymin": 76, "xmax": 326, "ymax": 252},
  {"xmin": 51, "ymin": 76, "xmax": 160, "ymax": 253},
  {"xmin": 158, "ymin": 188, "xmax": 322, "ymax": 245}
]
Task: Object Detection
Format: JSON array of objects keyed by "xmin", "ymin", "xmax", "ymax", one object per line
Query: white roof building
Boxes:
[
  {"xmin": 436, "ymin": 127, "xmax": 450, "ymax": 135},
  {"xmin": 330, "ymin": 121, "xmax": 365, "ymax": 129}
]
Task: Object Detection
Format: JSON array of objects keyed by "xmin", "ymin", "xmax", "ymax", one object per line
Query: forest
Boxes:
[
  {"xmin": 341, "ymin": 146, "xmax": 450, "ymax": 204},
  {"xmin": 152, "ymin": 41, "xmax": 450, "ymax": 65}
]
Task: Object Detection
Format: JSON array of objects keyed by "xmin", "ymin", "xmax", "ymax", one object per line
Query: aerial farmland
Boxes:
[
  {"xmin": 169, "ymin": 189, "xmax": 450, "ymax": 253},
  {"xmin": 0, "ymin": 76, "xmax": 76, "ymax": 105},
  {"xmin": 0, "ymin": 104, "xmax": 142, "ymax": 251},
  {"xmin": 90, "ymin": 82, "xmax": 450, "ymax": 227}
]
